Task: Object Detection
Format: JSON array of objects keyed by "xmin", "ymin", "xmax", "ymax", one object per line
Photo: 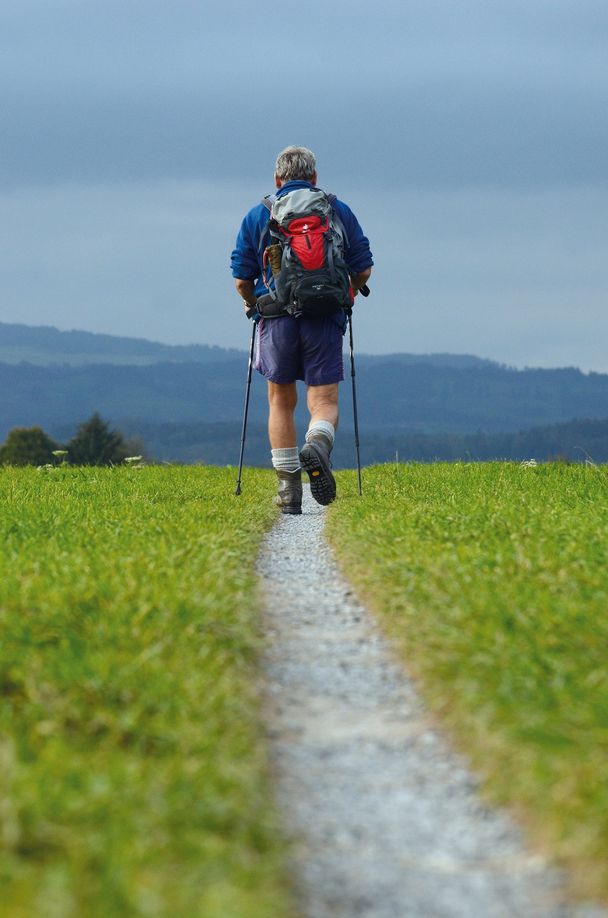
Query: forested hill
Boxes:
[
  {"xmin": 2, "ymin": 356, "xmax": 607, "ymax": 442},
  {"xmin": 2, "ymin": 322, "xmax": 608, "ymax": 463},
  {"xmin": 108, "ymin": 417, "xmax": 608, "ymax": 468}
]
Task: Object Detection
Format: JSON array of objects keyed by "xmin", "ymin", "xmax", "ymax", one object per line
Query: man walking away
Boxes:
[{"xmin": 231, "ymin": 146, "xmax": 373, "ymax": 514}]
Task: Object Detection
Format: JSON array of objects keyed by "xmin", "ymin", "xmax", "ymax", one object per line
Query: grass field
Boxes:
[
  {"xmin": 0, "ymin": 465, "xmax": 290, "ymax": 918},
  {"xmin": 328, "ymin": 462, "xmax": 608, "ymax": 900},
  {"xmin": 4, "ymin": 461, "xmax": 608, "ymax": 911}
]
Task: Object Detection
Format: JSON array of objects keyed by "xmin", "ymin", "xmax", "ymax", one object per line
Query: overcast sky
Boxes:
[{"xmin": 1, "ymin": 0, "xmax": 607, "ymax": 368}]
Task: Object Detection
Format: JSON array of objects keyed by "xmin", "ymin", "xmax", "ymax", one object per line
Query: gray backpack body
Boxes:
[{"xmin": 260, "ymin": 188, "xmax": 352, "ymax": 319}]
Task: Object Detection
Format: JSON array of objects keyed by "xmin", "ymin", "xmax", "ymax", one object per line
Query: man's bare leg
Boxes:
[
  {"xmin": 268, "ymin": 381, "xmax": 297, "ymax": 449},
  {"xmin": 268, "ymin": 381, "xmax": 302, "ymax": 514}
]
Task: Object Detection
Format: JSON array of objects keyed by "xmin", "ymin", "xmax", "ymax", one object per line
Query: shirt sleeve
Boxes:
[
  {"xmin": 230, "ymin": 210, "xmax": 261, "ymax": 281},
  {"xmin": 334, "ymin": 200, "xmax": 374, "ymax": 274}
]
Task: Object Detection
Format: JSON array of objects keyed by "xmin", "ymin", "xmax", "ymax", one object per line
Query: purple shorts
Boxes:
[{"xmin": 254, "ymin": 315, "xmax": 345, "ymax": 385}]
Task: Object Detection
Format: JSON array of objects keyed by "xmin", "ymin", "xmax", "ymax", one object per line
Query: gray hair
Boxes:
[{"xmin": 274, "ymin": 146, "xmax": 317, "ymax": 182}]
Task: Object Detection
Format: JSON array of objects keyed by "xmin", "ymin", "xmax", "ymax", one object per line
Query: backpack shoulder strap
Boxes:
[
  {"xmin": 326, "ymin": 193, "xmax": 350, "ymax": 248},
  {"xmin": 258, "ymin": 194, "xmax": 278, "ymax": 252}
]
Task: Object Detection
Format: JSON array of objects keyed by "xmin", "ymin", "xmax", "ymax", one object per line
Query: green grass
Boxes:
[
  {"xmin": 328, "ymin": 463, "xmax": 608, "ymax": 900},
  {"xmin": 0, "ymin": 466, "xmax": 290, "ymax": 917}
]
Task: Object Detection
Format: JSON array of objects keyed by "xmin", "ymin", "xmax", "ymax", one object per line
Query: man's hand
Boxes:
[{"xmin": 349, "ymin": 267, "xmax": 372, "ymax": 295}]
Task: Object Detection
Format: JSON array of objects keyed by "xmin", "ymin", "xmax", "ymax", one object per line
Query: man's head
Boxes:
[{"xmin": 274, "ymin": 146, "xmax": 317, "ymax": 188}]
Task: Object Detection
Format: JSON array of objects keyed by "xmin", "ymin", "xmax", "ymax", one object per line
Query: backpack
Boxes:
[{"xmin": 259, "ymin": 188, "xmax": 352, "ymax": 319}]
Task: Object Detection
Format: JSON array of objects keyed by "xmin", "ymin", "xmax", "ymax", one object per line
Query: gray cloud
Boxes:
[
  {"xmin": 1, "ymin": 0, "xmax": 607, "ymax": 370},
  {"xmin": 2, "ymin": 0, "xmax": 607, "ymax": 189}
]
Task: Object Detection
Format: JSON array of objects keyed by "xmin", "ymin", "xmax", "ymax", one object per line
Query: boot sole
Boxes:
[
  {"xmin": 299, "ymin": 442, "xmax": 336, "ymax": 506},
  {"xmin": 280, "ymin": 506, "xmax": 302, "ymax": 515}
]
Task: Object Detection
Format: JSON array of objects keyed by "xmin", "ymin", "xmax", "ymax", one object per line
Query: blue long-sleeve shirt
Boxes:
[{"xmin": 230, "ymin": 180, "xmax": 373, "ymax": 300}]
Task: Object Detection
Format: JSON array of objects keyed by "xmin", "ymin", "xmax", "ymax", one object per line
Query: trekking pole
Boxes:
[
  {"xmin": 235, "ymin": 312, "xmax": 257, "ymax": 496},
  {"xmin": 347, "ymin": 301, "xmax": 364, "ymax": 496}
]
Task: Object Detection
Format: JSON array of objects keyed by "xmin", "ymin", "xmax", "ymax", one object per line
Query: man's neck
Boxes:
[{"xmin": 276, "ymin": 179, "xmax": 315, "ymax": 195}]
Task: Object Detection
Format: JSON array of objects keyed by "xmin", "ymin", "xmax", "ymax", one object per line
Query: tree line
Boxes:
[{"xmin": 0, "ymin": 413, "xmax": 142, "ymax": 466}]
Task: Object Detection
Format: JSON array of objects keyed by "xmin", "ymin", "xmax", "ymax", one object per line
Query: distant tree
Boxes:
[
  {"xmin": 0, "ymin": 426, "xmax": 59, "ymax": 466},
  {"xmin": 67, "ymin": 413, "xmax": 129, "ymax": 466}
]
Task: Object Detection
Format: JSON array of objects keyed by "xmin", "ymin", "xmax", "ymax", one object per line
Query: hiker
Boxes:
[{"xmin": 231, "ymin": 145, "xmax": 373, "ymax": 514}]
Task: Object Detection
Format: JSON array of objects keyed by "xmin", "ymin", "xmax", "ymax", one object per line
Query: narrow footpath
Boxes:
[{"xmin": 258, "ymin": 487, "xmax": 604, "ymax": 918}]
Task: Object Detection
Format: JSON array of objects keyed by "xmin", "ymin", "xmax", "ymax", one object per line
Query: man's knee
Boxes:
[
  {"xmin": 307, "ymin": 383, "xmax": 339, "ymax": 413},
  {"xmin": 268, "ymin": 381, "xmax": 298, "ymax": 411}
]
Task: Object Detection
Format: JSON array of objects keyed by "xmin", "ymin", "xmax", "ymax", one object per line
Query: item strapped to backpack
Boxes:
[{"xmin": 258, "ymin": 188, "xmax": 353, "ymax": 319}]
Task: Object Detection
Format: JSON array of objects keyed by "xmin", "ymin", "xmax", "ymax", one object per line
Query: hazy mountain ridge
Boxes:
[
  {"xmin": 354, "ymin": 352, "xmax": 501, "ymax": 369},
  {"xmin": 0, "ymin": 321, "xmax": 502, "ymax": 370},
  {"xmin": 0, "ymin": 321, "xmax": 243, "ymax": 366}
]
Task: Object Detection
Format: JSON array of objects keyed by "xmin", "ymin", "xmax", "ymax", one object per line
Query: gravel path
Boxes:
[{"xmin": 258, "ymin": 487, "xmax": 604, "ymax": 918}]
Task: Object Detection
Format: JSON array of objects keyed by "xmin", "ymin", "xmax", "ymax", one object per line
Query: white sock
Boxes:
[
  {"xmin": 271, "ymin": 447, "xmax": 301, "ymax": 473},
  {"xmin": 305, "ymin": 420, "xmax": 335, "ymax": 448}
]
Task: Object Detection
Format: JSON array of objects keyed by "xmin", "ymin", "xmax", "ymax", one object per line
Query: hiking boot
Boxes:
[
  {"xmin": 299, "ymin": 436, "xmax": 336, "ymax": 506},
  {"xmin": 274, "ymin": 469, "xmax": 302, "ymax": 515}
]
